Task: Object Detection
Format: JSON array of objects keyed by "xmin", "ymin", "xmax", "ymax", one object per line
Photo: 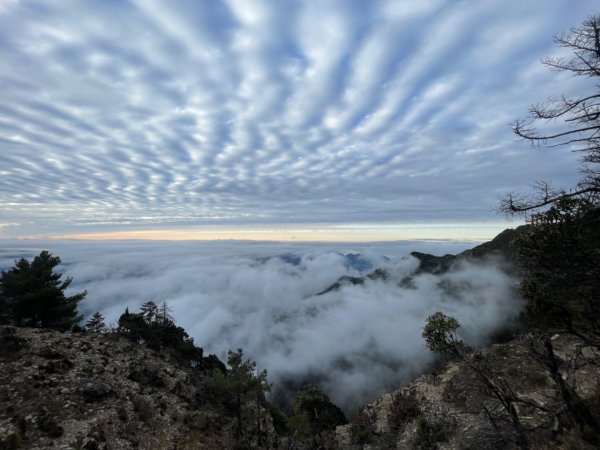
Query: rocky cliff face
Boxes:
[
  {"xmin": 334, "ymin": 331, "xmax": 600, "ymax": 449},
  {"xmin": 3, "ymin": 326, "xmax": 598, "ymax": 449},
  {"xmin": 0, "ymin": 326, "xmax": 276, "ymax": 449},
  {"xmin": 323, "ymin": 225, "xmax": 600, "ymax": 448}
]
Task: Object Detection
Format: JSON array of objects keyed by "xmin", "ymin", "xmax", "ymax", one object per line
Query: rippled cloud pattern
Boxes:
[{"xmin": 0, "ymin": 0, "xmax": 596, "ymax": 236}]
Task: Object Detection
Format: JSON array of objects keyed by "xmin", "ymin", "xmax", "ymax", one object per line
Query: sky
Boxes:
[{"xmin": 0, "ymin": 0, "xmax": 598, "ymax": 241}]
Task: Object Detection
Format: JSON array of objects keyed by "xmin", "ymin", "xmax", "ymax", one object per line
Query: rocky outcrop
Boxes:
[
  {"xmin": 336, "ymin": 332, "xmax": 600, "ymax": 449},
  {"xmin": 0, "ymin": 326, "xmax": 245, "ymax": 449}
]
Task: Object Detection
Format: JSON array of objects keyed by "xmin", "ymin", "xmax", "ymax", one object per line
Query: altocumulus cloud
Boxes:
[
  {"xmin": 0, "ymin": 239, "xmax": 524, "ymax": 412},
  {"xmin": 0, "ymin": 0, "xmax": 597, "ymax": 237}
]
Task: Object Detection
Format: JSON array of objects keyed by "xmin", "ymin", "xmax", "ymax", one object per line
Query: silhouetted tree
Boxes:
[
  {"xmin": 157, "ymin": 300, "xmax": 173, "ymax": 326},
  {"xmin": 117, "ymin": 305, "xmax": 203, "ymax": 367},
  {"xmin": 494, "ymin": 14, "xmax": 600, "ymax": 350},
  {"xmin": 208, "ymin": 349, "xmax": 271, "ymax": 443},
  {"xmin": 501, "ymin": 14, "xmax": 600, "ymax": 215},
  {"xmin": 496, "ymin": 19, "xmax": 600, "ymax": 443},
  {"xmin": 85, "ymin": 311, "xmax": 106, "ymax": 333},
  {"xmin": 139, "ymin": 300, "xmax": 158, "ymax": 324},
  {"xmin": 117, "ymin": 307, "xmax": 146, "ymax": 339},
  {"xmin": 0, "ymin": 251, "xmax": 86, "ymax": 330},
  {"xmin": 203, "ymin": 353, "xmax": 228, "ymax": 375}
]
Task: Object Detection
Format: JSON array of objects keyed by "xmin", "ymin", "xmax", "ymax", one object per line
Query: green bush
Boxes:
[
  {"xmin": 286, "ymin": 413, "xmax": 312, "ymax": 440},
  {"xmin": 422, "ymin": 311, "xmax": 471, "ymax": 359},
  {"xmin": 206, "ymin": 349, "xmax": 271, "ymax": 441}
]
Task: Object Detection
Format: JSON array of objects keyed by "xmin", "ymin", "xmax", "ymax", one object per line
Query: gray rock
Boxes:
[
  {"xmin": 79, "ymin": 378, "xmax": 113, "ymax": 402},
  {"xmin": 128, "ymin": 362, "xmax": 165, "ymax": 387}
]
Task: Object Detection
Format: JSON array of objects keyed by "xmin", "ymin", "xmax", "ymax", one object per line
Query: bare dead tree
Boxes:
[{"xmin": 502, "ymin": 14, "xmax": 600, "ymax": 216}]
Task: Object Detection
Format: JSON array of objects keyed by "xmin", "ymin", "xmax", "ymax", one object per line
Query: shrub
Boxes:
[
  {"xmin": 292, "ymin": 384, "xmax": 346, "ymax": 434},
  {"xmin": 388, "ymin": 389, "xmax": 421, "ymax": 430},
  {"xmin": 132, "ymin": 396, "xmax": 153, "ymax": 422},
  {"xmin": 84, "ymin": 312, "xmax": 107, "ymax": 333},
  {"xmin": 351, "ymin": 407, "xmax": 377, "ymax": 445},
  {"xmin": 286, "ymin": 413, "xmax": 312, "ymax": 440},
  {"xmin": 414, "ymin": 415, "xmax": 447, "ymax": 449},
  {"xmin": 422, "ymin": 311, "xmax": 471, "ymax": 359},
  {"xmin": 117, "ymin": 305, "xmax": 204, "ymax": 367}
]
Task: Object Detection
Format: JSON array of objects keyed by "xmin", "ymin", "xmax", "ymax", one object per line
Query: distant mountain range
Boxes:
[
  {"xmin": 256, "ymin": 252, "xmax": 390, "ymax": 272},
  {"xmin": 317, "ymin": 225, "xmax": 528, "ymax": 295}
]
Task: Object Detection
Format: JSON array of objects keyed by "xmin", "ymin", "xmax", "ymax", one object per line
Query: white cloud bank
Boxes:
[{"xmin": 0, "ymin": 239, "xmax": 523, "ymax": 412}]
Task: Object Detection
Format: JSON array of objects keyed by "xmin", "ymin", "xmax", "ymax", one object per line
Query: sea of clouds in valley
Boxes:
[{"xmin": 0, "ymin": 239, "xmax": 523, "ymax": 412}]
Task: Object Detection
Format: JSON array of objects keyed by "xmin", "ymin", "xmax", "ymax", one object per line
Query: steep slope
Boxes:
[
  {"xmin": 335, "ymin": 331, "xmax": 600, "ymax": 449},
  {"xmin": 0, "ymin": 326, "xmax": 276, "ymax": 449},
  {"xmin": 319, "ymin": 225, "xmax": 527, "ymax": 295},
  {"xmin": 410, "ymin": 225, "xmax": 527, "ymax": 275}
]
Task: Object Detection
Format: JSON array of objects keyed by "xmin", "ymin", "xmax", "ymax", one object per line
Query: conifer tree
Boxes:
[
  {"xmin": 0, "ymin": 251, "xmax": 86, "ymax": 330},
  {"xmin": 209, "ymin": 349, "xmax": 271, "ymax": 441},
  {"xmin": 139, "ymin": 300, "xmax": 158, "ymax": 324},
  {"xmin": 85, "ymin": 311, "xmax": 106, "ymax": 333}
]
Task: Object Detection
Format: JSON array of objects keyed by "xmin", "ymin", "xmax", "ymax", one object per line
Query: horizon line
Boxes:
[{"xmin": 18, "ymin": 221, "xmax": 521, "ymax": 242}]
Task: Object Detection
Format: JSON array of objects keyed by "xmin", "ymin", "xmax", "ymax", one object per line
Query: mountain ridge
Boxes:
[{"xmin": 318, "ymin": 225, "xmax": 528, "ymax": 295}]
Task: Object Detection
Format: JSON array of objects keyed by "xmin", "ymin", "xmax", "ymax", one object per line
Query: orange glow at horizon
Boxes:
[{"xmin": 55, "ymin": 223, "xmax": 516, "ymax": 242}]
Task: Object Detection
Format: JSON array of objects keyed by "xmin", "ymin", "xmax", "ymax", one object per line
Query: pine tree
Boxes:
[
  {"xmin": 0, "ymin": 251, "xmax": 86, "ymax": 330},
  {"xmin": 116, "ymin": 304, "xmax": 204, "ymax": 367},
  {"xmin": 209, "ymin": 349, "xmax": 271, "ymax": 441},
  {"xmin": 139, "ymin": 300, "xmax": 158, "ymax": 324},
  {"xmin": 85, "ymin": 311, "xmax": 106, "ymax": 333}
]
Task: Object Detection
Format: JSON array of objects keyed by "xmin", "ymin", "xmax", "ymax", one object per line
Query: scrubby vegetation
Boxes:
[
  {"xmin": 518, "ymin": 198, "xmax": 600, "ymax": 339},
  {"xmin": 287, "ymin": 383, "xmax": 347, "ymax": 447},
  {"xmin": 117, "ymin": 301, "xmax": 205, "ymax": 368}
]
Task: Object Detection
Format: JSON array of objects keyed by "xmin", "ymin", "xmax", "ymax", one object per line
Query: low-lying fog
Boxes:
[{"xmin": 0, "ymin": 239, "xmax": 523, "ymax": 413}]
